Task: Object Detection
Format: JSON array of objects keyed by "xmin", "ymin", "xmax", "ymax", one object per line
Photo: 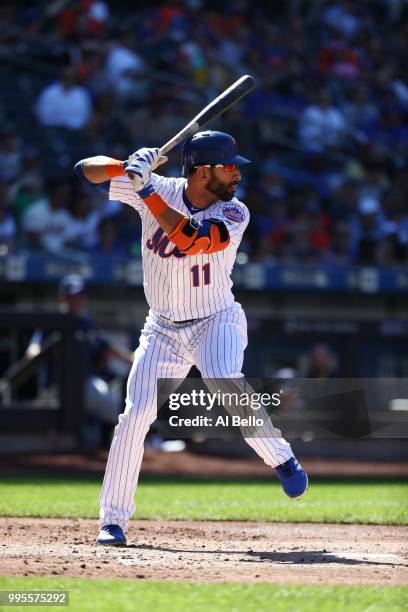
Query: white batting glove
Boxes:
[
  {"xmin": 128, "ymin": 147, "xmax": 168, "ymax": 171},
  {"xmin": 125, "ymin": 159, "xmax": 152, "ymax": 193}
]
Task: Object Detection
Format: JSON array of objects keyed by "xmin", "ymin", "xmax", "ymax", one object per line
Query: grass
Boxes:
[
  {"xmin": 0, "ymin": 475, "xmax": 407, "ymax": 525},
  {"xmin": 0, "ymin": 577, "xmax": 407, "ymax": 612}
]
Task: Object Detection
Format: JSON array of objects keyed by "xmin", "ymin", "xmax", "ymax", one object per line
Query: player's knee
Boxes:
[{"xmin": 123, "ymin": 397, "xmax": 157, "ymax": 424}]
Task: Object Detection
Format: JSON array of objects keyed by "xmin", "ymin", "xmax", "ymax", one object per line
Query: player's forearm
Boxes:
[
  {"xmin": 136, "ymin": 186, "xmax": 187, "ymax": 234},
  {"xmin": 139, "ymin": 188, "xmax": 229, "ymax": 255},
  {"xmin": 150, "ymin": 205, "xmax": 185, "ymax": 235},
  {"xmin": 79, "ymin": 156, "xmax": 126, "ymax": 183}
]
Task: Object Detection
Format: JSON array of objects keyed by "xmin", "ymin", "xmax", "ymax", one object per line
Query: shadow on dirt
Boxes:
[{"xmin": 128, "ymin": 544, "xmax": 402, "ymax": 567}]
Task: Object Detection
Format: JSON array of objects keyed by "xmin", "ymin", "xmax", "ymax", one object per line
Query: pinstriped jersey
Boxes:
[{"xmin": 109, "ymin": 173, "xmax": 249, "ymax": 320}]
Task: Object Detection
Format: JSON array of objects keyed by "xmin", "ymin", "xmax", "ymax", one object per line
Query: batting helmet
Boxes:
[
  {"xmin": 181, "ymin": 130, "xmax": 251, "ymax": 177},
  {"xmin": 58, "ymin": 274, "xmax": 86, "ymax": 296}
]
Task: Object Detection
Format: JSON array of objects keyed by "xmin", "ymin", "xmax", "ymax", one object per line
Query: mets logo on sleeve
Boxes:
[{"xmin": 222, "ymin": 204, "xmax": 245, "ymax": 223}]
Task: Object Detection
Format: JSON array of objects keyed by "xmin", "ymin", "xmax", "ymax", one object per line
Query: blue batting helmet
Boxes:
[
  {"xmin": 181, "ymin": 130, "xmax": 251, "ymax": 177},
  {"xmin": 59, "ymin": 274, "xmax": 86, "ymax": 296}
]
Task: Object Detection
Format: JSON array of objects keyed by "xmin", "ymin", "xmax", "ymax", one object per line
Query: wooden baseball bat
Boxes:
[{"xmin": 160, "ymin": 75, "xmax": 255, "ymax": 156}]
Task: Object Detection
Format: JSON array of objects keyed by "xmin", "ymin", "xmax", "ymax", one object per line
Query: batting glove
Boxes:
[
  {"xmin": 124, "ymin": 158, "xmax": 152, "ymax": 193},
  {"xmin": 128, "ymin": 147, "xmax": 168, "ymax": 171}
]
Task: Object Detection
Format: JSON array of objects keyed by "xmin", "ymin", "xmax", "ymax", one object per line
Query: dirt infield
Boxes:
[{"xmin": 1, "ymin": 518, "xmax": 407, "ymax": 586}]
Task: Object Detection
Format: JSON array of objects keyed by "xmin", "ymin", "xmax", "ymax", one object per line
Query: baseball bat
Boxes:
[{"xmin": 160, "ymin": 75, "xmax": 255, "ymax": 156}]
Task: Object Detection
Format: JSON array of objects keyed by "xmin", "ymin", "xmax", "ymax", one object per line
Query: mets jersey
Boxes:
[{"xmin": 109, "ymin": 173, "xmax": 249, "ymax": 321}]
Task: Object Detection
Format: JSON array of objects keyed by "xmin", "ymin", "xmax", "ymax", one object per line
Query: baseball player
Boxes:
[{"xmin": 75, "ymin": 130, "xmax": 308, "ymax": 547}]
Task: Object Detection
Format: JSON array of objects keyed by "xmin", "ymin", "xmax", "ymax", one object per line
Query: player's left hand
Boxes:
[
  {"xmin": 124, "ymin": 158, "xmax": 152, "ymax": 192},
  {"xmin": 128, "ymin": 148, "xmax": 168, "ymax": 171},
  {"xmin": 125, "ymin": 148, "xmax": 168, "ymax": 193}
]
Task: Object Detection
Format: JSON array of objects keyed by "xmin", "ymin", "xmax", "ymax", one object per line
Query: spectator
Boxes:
[
  {"xmin": 0, "ymin": 0, "xmax": 407, "ymax": 268},
  {"xmin": 298, "ymin": 90, "xmax": 347, "ymax": 151},
  {"xmin": 88, "ymin": 217, "xmax": 127, "ymax": 256},
  {"xmin": 382, "ymin": 187, "xmax": 408, "ymax": 247},
  {"xmin": 254, "ymin": 173, "xmax": 288, "ymax": 237},
  {"xmin": 376, "ymin": 223, "xmax": 407, "ymax": 266},
  {"xmin": 0, "ymin": 128, "xmax": 21, "ymax": 183},
  {"xmin": 105, "ymin": 31, "xmax": 145, "ymax": 102},
  {"xmin": 322, "ymin": 1, "xmax": 360, "ymax": 39},
  {"xmin": 26, "ymin": 274, "xmax": 133, "ymax": 450},
  {"xmin": 49, "ymin": 0, "xmax": 109, "ymax": 41},
  {"xmin": 317, "ymin": 38, "xmax": 361, "ymax": 80},
  {"xmin": 68, "ymin": 188, "xmax": 100, "ymax": 250},
  {"xmin": 329, "ymin": 180, "xmax": 360, "ymax": 223},
  {"xmin": 82, "ymin": 93, "xmax": 130, "ymax": 151},
  {"xmin": 108, "ymin": 204, "xmax": 142, "ymax": 256},
  {"xmin": 341, "ymin": 85, "xmax": 378, "ymax": 131},
  {"xmin": 21, "ymin": 179, "xmax": 76, "ymax": 253},
  {"xmin": 361, "ymin": 108, "xmax": 408, "ymax": 153},
  {"xmin": 35, "ymin": 67, "xmax": 93, "ymax": 130},
  {"xmin": 306, "ymin": 343, "xmax": 337, "ymax": 378},
  {"xmin": 9, "ymin": 149, "xmax": 44, "ymax": 224},
  {"xmin": 85, "ymin": 1, "xmax": 110, "ymax": 36},
  {"xmin": 58, "ymin": 274, "xmax": 132, "ymax": 449},
  {"xmin": 282, "ymin": 226, "xmax": 322, "ymax": 264},
  {"xmin": 323, "ymin": 221, "xmax": 352, "ymax": 265},
  {"xmin": 0, "ymin": 181, "xmax": 16, "ymax": 254},
  {"xmin": 352, "ymin": 196, "xmax": 383, "ymax": 264}
]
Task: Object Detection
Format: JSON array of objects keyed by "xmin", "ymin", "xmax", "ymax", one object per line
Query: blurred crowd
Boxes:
[{"xmin": 0, "ymin": 0, "xmax": 407, "ymax": 266}]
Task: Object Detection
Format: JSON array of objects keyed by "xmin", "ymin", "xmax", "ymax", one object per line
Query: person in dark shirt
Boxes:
[{"xmin": 26, "ymin": 274, "xmax": 134, "ymax": 449}]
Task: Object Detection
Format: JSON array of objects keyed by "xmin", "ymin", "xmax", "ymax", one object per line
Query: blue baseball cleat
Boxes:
[
  {"xmin": 275, "ymin": 457, "xmax": 308, "ymax": 499},
  {"xmin": 97, "ymin": 524, "xmax": 127, "ymax": 546}
]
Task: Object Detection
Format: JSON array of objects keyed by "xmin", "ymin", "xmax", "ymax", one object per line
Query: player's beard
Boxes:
[{"xmin": 206, "ymin": 173, "xmax": 238, "ymax": 201}]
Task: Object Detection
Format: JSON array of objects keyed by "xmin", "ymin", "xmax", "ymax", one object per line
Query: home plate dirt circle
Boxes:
[{"xmin": 1, "ymin": 518, "xmax": 407, "ymax": 586}]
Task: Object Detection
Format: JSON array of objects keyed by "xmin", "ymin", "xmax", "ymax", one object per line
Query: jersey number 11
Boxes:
[{"xmin": 191, "ymin": 263, "xmax": 211, "ymax": 287}]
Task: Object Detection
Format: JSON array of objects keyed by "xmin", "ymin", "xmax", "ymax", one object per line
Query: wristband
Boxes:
[
  {"xmin": 137, "ymin": 183, "xmax": 168, "ymax": 217},
  {"xmin": 142, "ymin": 191, "xmax": 168, "ymax": 217},
  {"xmin": 105, "ymin": 161, "xmax": 126, "ymax": 179},
  {"xmin": 137, "ymin": 184, "xmax": 155, "ymax": 199}
]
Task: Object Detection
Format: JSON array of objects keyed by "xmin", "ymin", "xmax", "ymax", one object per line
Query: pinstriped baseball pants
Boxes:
[{"xmin": 99, "ymin": 302, "xmax": 294, "ymax": 530}]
